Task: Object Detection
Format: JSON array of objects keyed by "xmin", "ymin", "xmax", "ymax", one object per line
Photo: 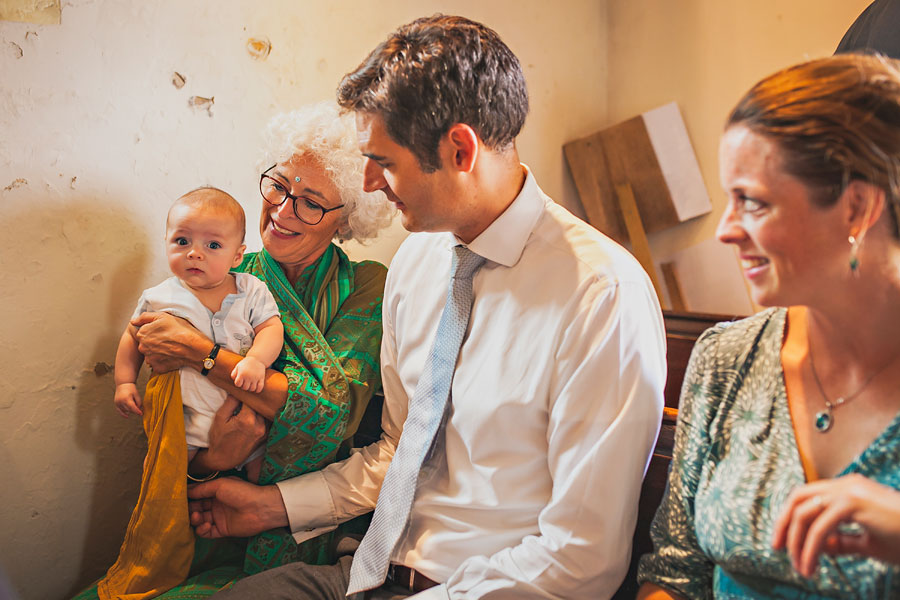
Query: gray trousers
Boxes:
[{"xmin": 210, "ymin": 536, "xmax": 412, "ymax": 600}]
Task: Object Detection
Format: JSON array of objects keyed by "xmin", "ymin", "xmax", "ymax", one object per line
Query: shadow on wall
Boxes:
[
  {"xmin": 69, "ymin": 223, "xmax": 155, "ymax": 597},
  {"xmin": 0, "ymin": 441, "xmax": 24, "ymax": 600},
  {"xmin": 0, "ymin": 194, "xmax": 156, "ymax": 599}
]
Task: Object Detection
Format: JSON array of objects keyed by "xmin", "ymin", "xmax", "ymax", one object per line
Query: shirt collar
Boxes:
[{"xmin": 456, "ymin": 164, "xmax": 544, "ymax": 268}]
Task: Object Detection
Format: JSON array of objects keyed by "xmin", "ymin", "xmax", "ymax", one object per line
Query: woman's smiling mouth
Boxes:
[
  {"xmin": 271, "ymin": 220, "xmax": 300, "ymax": 236},
  {"xmin": 740, "ymin": 256, "xmax": 769, "ymax": 269}
]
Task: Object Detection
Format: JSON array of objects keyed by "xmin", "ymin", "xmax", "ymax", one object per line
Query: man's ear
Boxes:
[
  {"xmin": 233, "ymin": 244, "xmax": 247, "ymax": 268},
  {"xmin": 445, "ymin": 123, "xmax": 479, "ymax": 173},
  {"xmin": 844, "ymin": 180, "xmax": 885, "ymax": 237}
]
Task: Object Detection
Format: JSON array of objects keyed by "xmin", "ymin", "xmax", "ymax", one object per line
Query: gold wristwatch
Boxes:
[{"xmin": 200, "ymin": 343, "xmax": 221, "ymax": 376}]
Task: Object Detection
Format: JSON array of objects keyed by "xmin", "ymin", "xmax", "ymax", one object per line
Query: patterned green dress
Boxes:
[
  {"xmin": 638, "ymin": 308, "xmax": 900, "ymax": 599},
  {"xmin": 74, "ymin": 245, "xmax": 386, "ymax": 599}
]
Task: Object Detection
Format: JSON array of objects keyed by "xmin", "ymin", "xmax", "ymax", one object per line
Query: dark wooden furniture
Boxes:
[{"xmin": 612, "ymin": 310, "xmax": 739, "ymax": 599}]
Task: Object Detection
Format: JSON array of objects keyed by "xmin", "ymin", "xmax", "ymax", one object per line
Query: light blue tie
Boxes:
[{"xmin": 347, "ymin": 245, "xmax": 486, "ymax": 594}]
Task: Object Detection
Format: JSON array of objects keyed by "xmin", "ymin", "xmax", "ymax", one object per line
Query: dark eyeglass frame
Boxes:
[{"xmin": 259, "ymin": 165, "xmax": 344, "ymax": 226}]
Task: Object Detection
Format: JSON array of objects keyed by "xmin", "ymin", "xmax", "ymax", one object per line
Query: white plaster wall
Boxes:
[
  {"xmin": 606, "ymin": 0, "xmax": 872, "ymax": 314},
  {"xmin": 0, "ymin": 1, "xmax": 607, "ymax": 598}
]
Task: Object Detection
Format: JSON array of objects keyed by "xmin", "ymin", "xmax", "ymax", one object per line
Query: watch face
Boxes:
[{"xmin": 203, "ymin": 357, "xmax": 215, "ymax": 370}]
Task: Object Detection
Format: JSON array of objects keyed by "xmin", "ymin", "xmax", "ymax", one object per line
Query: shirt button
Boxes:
[{"xmin": 213, "ymin": 318, "xmax": 221, "ymax": 326}]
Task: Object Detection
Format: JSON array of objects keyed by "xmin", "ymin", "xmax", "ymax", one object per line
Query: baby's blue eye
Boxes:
[
  {"xmin": 208, "ymin": 241, "xmax": 222, "ymax": 250},
  {"xmin": 175, "ymin": 237, "xmax": 189, "ymax": 246}
]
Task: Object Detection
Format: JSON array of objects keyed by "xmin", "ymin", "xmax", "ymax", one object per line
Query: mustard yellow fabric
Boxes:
[{"xmin": 97, "ymin": 372, "xmax": 194, "ymax": 600}]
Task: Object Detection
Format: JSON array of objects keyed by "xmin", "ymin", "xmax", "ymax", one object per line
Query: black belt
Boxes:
[{"xmin": 364, "ymin": 564, "xmax": 439, "ymax": 597}]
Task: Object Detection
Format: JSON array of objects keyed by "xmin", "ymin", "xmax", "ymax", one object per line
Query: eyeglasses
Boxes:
[{"xmin": 259, "ymin": 165, "xmax": 344, "ymax": 226}]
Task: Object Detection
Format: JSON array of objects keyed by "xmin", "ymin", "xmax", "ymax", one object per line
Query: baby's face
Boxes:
[{"xmin": 165, "ymin": 203, "xmax": 245, "ymax": 292}]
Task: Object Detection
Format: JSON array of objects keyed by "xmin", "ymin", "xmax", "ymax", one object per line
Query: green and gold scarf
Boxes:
[{"xmin": 238, "ymin": 245, "xmax": 380, "ymax": 572}]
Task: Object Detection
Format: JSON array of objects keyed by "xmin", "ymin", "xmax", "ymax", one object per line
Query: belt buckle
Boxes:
[{"xmin": 386, "ymin": 564, "xmax": 415, "ymax": 592}]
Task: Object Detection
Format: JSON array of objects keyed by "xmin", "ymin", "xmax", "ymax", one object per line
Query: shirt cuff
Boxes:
[
  {"xmin": 408, "ymin": 584, "xmax": 449, "ymax": 600},
  {"xmin": 274, "ymin": 470, "xmax": 338, "ymax": 544}
]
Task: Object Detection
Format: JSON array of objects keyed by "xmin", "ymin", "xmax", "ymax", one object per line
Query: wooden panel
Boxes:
[
  {"xmin": 615, "ymin": 182, "xmax": 665, "ymax": 303},
  {"xmin": 660, "ymin": 262, "xmax": 687, "ymax": 312},
  {"xmin": 662, "ymin": 310, "xmax": 742, "ymax": 409},
  {"xmin": 563, "ymin": 114, "xmax": 681, "ymax": 245},
  {"xmin": 662, "ymin": 309, "xmax": 740, "ymax": 337},
  {"xmin": 664, "ymin": 336, "xmax": 695, "ymax": 410},
  {"xmin": 563, "ymin": 131, "xmax": 624, "ymax": 242},
  {"xmin": 601, "ymin": 116, "xmax": 680, "ymax": 234}
]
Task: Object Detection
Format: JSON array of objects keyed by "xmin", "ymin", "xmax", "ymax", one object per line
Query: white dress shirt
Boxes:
[{"xmin": 278, "ymin": 166, "xmax": 666, "ymax": 599}]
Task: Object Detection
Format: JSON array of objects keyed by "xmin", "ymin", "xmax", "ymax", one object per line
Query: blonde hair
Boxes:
[{"xmin": 258, "ymin": 102, "xmax": 394, "ymax": 242}]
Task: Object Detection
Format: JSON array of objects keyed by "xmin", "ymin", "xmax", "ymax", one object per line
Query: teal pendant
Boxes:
[{"xmin": 815, "ymin": 410, "xmax": 833, "ymax": 432}]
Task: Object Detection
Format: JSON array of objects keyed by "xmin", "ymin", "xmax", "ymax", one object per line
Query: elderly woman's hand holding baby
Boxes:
[{"xmin": 131, "ymin": 311, "xmax": 208, "ymax": 373}]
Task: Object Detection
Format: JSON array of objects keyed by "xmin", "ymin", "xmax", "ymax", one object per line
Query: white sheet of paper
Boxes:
[{"xmin": 643, "ymin": 102, "xmax": 711, "ymax": 222}]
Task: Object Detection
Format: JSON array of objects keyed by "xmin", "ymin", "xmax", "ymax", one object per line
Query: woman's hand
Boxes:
[
  {"xmin": 131, "ymin": 311, "xmax": 210, "ymax": 373},
  {"xmin": 772, "ymin": 474, "xmax": 900, "ymax": 576}
]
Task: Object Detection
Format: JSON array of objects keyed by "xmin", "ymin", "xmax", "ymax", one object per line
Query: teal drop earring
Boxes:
[{"xmin": 848, "ymin": 234, "xmax": 860, "ymax": 274}]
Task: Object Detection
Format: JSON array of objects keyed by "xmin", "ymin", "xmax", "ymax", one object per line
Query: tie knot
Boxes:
[{"xmin": 451, "ymin": 245, "xmax": 486, "ymax": 280}]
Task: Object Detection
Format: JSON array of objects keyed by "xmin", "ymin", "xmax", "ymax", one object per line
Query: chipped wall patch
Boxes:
[
  {"xmin": 93, "ymin": 362, "xmax": 112, "ymax": 377},
  {"xmin": 172, "ymin": 71, "xmax": 186, "ymax": 89},
  {"xmin": 5, "ymin": 41, "xmax": 23, "ymax": 58},
  {"xmin": 246, "ymin": 37, "xmax": 271, "ymax": 60},
  {"xmin": 3, "ymin": 178, "xmax": 27, "ymax": 191},
  {"xmin": 188, "ymin": 95, "xmax": 214, "ymax": 117}
]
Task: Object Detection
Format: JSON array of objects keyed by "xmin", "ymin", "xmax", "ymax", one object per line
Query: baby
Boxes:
[{"xmin": 114, "ymin": 187, "xmax": 283, "ymax": 482}]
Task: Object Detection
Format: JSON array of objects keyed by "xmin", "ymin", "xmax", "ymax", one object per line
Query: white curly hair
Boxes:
[{"xmin": 258, "ymin": 102, "xmax": 394, "ymax": 243}]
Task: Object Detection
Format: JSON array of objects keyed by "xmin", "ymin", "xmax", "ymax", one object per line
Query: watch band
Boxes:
[{"xmin": 201, "ymin": 343, "xmax": 221, "ymax": 376}]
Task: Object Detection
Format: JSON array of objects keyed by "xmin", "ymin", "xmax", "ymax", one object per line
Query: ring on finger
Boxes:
[
  {"xmin": 810, "ymin": 495, "xmax": 824, "ymax": 508},
  {"xmin": 837, "ymin": 521, "xmax": 866, "ymax": 537}
]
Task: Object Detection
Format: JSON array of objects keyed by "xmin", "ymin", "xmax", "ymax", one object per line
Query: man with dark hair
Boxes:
[
  {"xmin": 195, "ymin": 14, "xmax": 666, "ymax": 599},
  {"xmin": 337, "ymin": 15, "xmax": 529, "ymax": 174}
]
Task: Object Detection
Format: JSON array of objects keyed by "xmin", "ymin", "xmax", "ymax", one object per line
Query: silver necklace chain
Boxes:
[{"xmin": 807, "ymin": 341, "xmax": 889, "ymax": 433}]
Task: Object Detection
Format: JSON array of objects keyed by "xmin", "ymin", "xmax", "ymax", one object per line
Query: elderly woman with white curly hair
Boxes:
[{"xmin": 74, "ymin": 101, "xmax": 394, "ymax": 599}]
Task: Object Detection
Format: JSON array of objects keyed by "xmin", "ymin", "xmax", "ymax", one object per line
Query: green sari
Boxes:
[{"xmin": 74, "ymin": 244, "xmax": 386, "ymax": 599}]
